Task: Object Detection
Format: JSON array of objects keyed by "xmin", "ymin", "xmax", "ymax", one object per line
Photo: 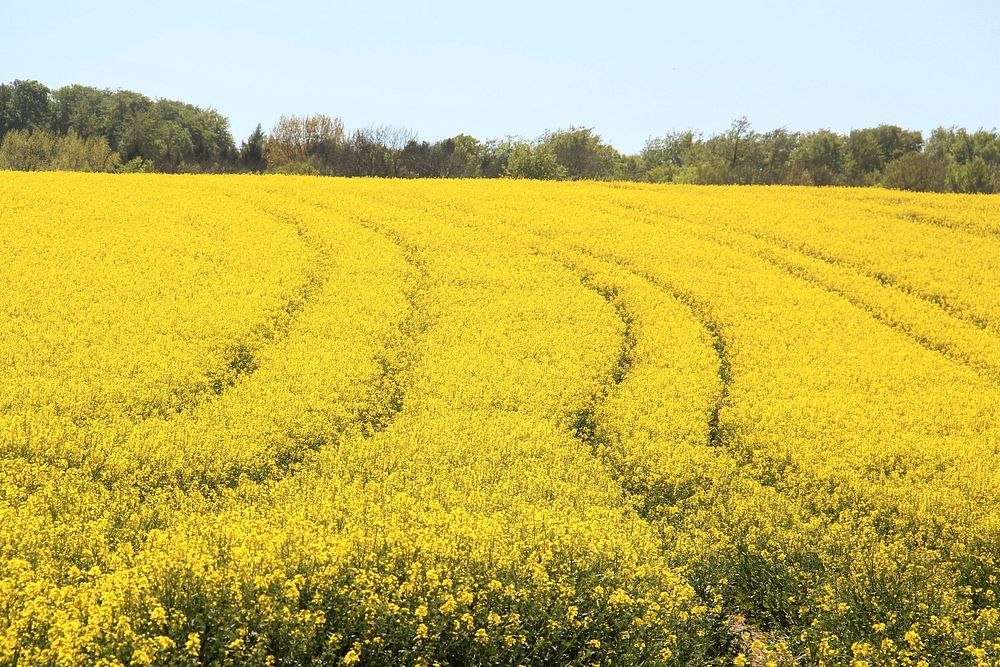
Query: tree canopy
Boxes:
[{"xmin": 2, "ymin": 79, "xmax": 998, "ymax": 193}]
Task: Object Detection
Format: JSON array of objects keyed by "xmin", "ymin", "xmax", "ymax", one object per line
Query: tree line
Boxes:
[
  {"xmin": 0, "ymin": 80, "xmax": 234, "ymax": 173},
  {"xmin": 2, "ymin": 79, "xmax": 998, "ymax": 193}
]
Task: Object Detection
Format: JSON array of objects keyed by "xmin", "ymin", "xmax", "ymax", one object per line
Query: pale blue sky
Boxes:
[{"xmin": 2, "ymin": 0, "xmax": 997, "ymax": 152}]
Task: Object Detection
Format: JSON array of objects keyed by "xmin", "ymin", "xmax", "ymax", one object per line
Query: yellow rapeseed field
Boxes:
[{"xmin": 2, "ymin": 173, "xmax": 999, "ymax": 666}]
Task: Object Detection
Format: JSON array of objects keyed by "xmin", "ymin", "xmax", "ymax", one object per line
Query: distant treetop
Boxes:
[{"xmin": 1, "ymin": 79, "xmax": 998, "ymax": 192}]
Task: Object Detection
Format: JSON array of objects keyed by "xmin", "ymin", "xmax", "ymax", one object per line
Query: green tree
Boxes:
[
  {"xmin": 687, "ymin": 117, "xmax": 760, "ymax": 184},
  {"xmin": 240, "ymin": 124, "xmax": 267, "ymax": 172},
  {"xmin": 480, "ymin": 137, "xmax": 518, "ymax": 178},
  {"xmin": 160, "ymin": 120, "xmax": 196, "ymax": 171},
  {"xmin": 726, "ymin": 116, "xmax": 752, "ymax": 172},
  {"xmin": 790, "ymin": 130, "xmax": 844, "ymax": 185},
  {"xmin": 0, "ymin": 128, "xmax": 120, "ymax": 172},
  {"xmin": 641, "ymin": 131, "xmax": 698, "ymax": 182},
  {"xmin": 948, "ymin": 156, "xmax": 999, "ymax": 194},
  {"xmin": 844, "ymin": 125, "xmax": 922, "ymax": 185},
  {"xmin": 0, "ymin": 128, "xmax": 52, "ymax": 169},
  {"xmin": 0, "ymin": 80, "xmax": 52, "ymax": 136},
  {"xmin": 52, "ymin": 85, "xmax": 108, "ymax": 138},
  {"xmin": 0, "ymin": 84, "xmax": 9, "ymax": 136},
  {"xmin": 614, "ymin": 154, "xmax": 646, "ymax": 181},
  {"xmin": 102, "ymin": 90, "xmax": 154, "ymax": 157},
  {"xmin": 926, "ymin": 127, "xmax": 1000, "ymax": 193},
  {"xmin": 537, "ymin": 127, "xmax": 618, "ymax": 180},
  {"xmin": 882, "ymin": 153, "xmax": 947, "ymax": 192},
  {"xmin": 504, "ymin": 141, "xmax": 567, "ymax": 180},
  {"xmin": 443, "ymin": 134, "xmax": 484, "ymax": 178},
  {"xmin": 117, "ymin": 108, "xmax": 166, "ymax": 165},
  {"xmin": 756, "ymin": 128, "xmax": 799, "ymax": 184}
]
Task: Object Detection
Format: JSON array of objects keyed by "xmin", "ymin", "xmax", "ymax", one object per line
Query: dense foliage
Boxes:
[
  {"xmin": 2, "ymin": 174, "xmax": 1000, "ymax": 665},
  {"xmin": 0, "ymin": 80, "xmax": 234, "ymax": 172},
  {"xmin": 1, "ymin": 79, "xmax": 999, "ymax": 191}
]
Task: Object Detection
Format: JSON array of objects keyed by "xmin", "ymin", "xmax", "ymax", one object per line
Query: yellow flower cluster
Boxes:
[{"xmin": 1, "ymin": 173, "xmax": 998, "ymax": 665}]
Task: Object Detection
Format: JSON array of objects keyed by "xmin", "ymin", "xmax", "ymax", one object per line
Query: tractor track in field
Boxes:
[
  {"xmin": 255, "ymin": 195, "xmax": 434, "ymax": 482},
  {"xmin": 0, "ymin": 203, "xmax": 336, "ymax": 476},
  {"xmin": 728, "ymin": 225, "xmax": 997, "ymax": 336},
  {"xmin": 0, "ymin": 196, "xmax": 435, "ymax": 595},
  {"xmin": 553, "ymin": 241, "xmax": 734, "ymax": 451},
  {"xmin": 531, "ymin": 240, "xmax": 795, "ymax": 665},
  {"xmin": 295, "ymin": 190, "xmax": 738, "ymax": 506},
  {"xmin": 73, "ymin": 198, "xmax": 429, "ymax": 502},
  {"xmin": 612, "ymin": 204, "xmax": 1000, "ymax": 386},
  {"xmin": 534, "ymin": 249, "xmax": 638, "ymax": 447},
  {"xmin": 458, "ymin": 196, "xmax": 734, "ymax": 457},
  {"xmin": 38, "ymin": 200, "xmax": 332, "ymax": 429},
  {"xmin": 747, "ymin": 246, "xmax": 1000, "ymax": 384},
  {"xmin": 693, "ymin": 220, "xmax": 1000, "ymax": 384},
  {"xmin": 893, "ymin": 207, "xmax": 1000, "ymax": 241},
  {"xmin": 128, "ymin": 201, "xmax": 331, "ymax": 423},
  {"xmin": 593, "ymin": 193, "xmax": 999, "ymax": 339}
]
